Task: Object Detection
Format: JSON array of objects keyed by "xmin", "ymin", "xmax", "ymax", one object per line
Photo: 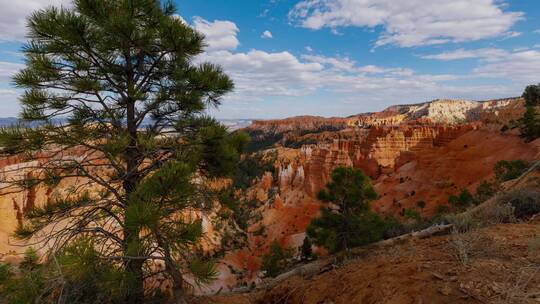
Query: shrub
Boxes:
[
  {"xmin": 480, "ymin": 203, "xmax": 516, "ymax": 225},
  {"xmin": 0, "ymin": 239, "xmax": 131, "ymax": 304},
  {"xmin": 498, "ymin": 189, "xmax": 540, "ymax": 220},
  {"xmin": 449, "ymin": 189, "xmax": 475, "ymax": 211},
  {"xmin": 448, "ymin": 228, "xmax": 482, "ymax": 266},
  {"xmin": 416, "ymin": 200, "xmax": 426, "ymax": 209},
  {"xmin": 19, "ymin": 247, "xmax": 39, "ymax": 271},
  {"xmin": 403, "ymin": 208, "xmax": 421, "ymax": 221},
  {"xmin": 0, "ymin": 263, "xmax": 11, "ymax": 284},
  {"xmin": 435, "ymin": 204, "xmax": 450, "ymax": 215},
  {"xmin": 442, "ymin": 213, "xmax": 478, "ymax": 233},
  {"xmin": 475, "ymin": 180, "xmax": 496, "ymax": 203},
  {"xmin": 261, "ymin": 240, "xmax": 294, "ymax": 278},
  {"xmin": 494, "ymin": 160, "xmax": 529, "ymax": 182}
]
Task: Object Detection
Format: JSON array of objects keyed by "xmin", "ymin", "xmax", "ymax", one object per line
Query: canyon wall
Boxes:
[{"xmin": 1, "ymin": 97, "xmax": 538, "ymax": 293}]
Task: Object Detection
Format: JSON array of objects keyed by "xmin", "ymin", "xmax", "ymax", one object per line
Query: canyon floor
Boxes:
[{"xmin": 196, "ymin": 218, "xmax": 540, "ymax": 304}]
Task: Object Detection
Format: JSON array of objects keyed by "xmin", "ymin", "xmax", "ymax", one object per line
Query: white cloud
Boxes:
[
  {"xmin": 261, "ymin": 30, "xmax": 273, "ymax": 39},
  {"xmin": 192, "ymin": 17, "xmax": 240, "ymax": 51},
  {"xmin": 421, "ymin": 48, "xmax": 508, "ymax": 61},
  {"xmin": 474, "ymin": 50, "xmax": 540, "ymax": 82},
  {"xmin": 192, "ymin": 18, "xmax": 524, "ymax": 112},
  {"xmin": 289, "ymin": 0, "xmax": 524, "ymax": 47},
  {"xmin": 301, "ymin": 54, "xmax": 355, "ymax": 71},
  {"xmin": 534, "ymin": 44, "xmax": 540, "ymax": 49},
  {"xmin": 0, "ymin": 61, "xmax": 24, "ymax": 82},
  {"xmin": 0, "ymin": 0, "xmax": 71, "ymax": 41},
  {"xmin": 535, "ymin": 29, "xmax": 540, "ymax": 34},
  {"xmin": 199, "ymin": 50, "xmax": 325, "ymax": 97},
  {"xmin": 305, "ymin": 46, "xmax": 313, "ymax": 52}
]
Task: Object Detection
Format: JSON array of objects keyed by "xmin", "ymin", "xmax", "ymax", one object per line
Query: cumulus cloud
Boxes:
[
  {"xmin": 473, "ymin": 50, "xmax": 540, "ymax": 82},
  {"xmin": 261, "ymin": 30, "xmax": 273, "ymax": 39},
  {"xmin": 421, "ymin": 48, "xmax": 509, "ymax": 61},
  {"xmin": 192, "ymin": 17, "xmax": 240, "ymax": 51},
  {"xmin": 190, "ymin": 18, "xmax": 525, "ymax": 111},
  {"xmin": 305, "ymin": 46, "xmax": 313, "ymax": 52},
  {"xmin": 301, "ymin": 54, "xmax": 356, "ymax": 71},
  {"xmin": 0, "ymin": 0, "xmax": 71, "ymax": 41},
  {"xmin": 288, "ymin": 0, "xmax": 523, "ymax": 47},
  {"xmin": 0, "ymin": 61, "xmax": 24, "ymax": 82}
]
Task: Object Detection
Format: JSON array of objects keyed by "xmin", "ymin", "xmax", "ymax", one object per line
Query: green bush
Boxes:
[
  {"xmin": 498, "ymin": 189, "xmax": 540, "ymax": 220},
  {"xmin": 449, "ymin": 189, "xmax": 475, "ymax": 211},
  {"xmin": 0, "ymin": 263, "xmax": 11, "ymax": 284},
  {"xmin": 475, "ymin": 180, "xmax": 496, "ymax": 203},
  {"xmin": 19, "ymin": 247, "xmax": 39, "ymax": 271},
  {"xmin": 403, "ymin": 208, "xmax": 421, "ymax": 221},
  {"xmin": 0, "ymin": 240, "xmax": 131, "ymax": 304},
  {"xmin": 494, "ymin": 160, "xmax": 529, "ymax": 182},
  {"xmin": 435, "ymin": 204, "xmax": 450, "ymax": 215},
  {"xmin": 261, "ymin": 240, "xmax": 293, "ymax": 278}
]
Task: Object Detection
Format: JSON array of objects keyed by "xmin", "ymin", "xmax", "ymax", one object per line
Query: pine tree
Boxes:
[
  {"xmin": 522, "ymin": 83, "xmax": 540, "ymax": 107},
  {"xmin": 520, "ymin": 84, "xmax": 540, "ymax": 141},
  {"xmin": 306, "ymin": 167, "xmax": 385, "ymax": 253},
  {"xmin": 0, "ymin": 1, "xmax": 247, "ymax": 302},
  {"xmin": 520, "ymin": 106, "xmax": 540, "ymax": 141},
  {"xmin": 261, "ymin": 240, "xmax": 293, "ymax": 278}
]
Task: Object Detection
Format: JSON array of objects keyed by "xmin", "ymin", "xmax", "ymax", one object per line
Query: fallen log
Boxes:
[{"xmin": 224, "ymin": 223, "xmax": 454, "ymax": 295}]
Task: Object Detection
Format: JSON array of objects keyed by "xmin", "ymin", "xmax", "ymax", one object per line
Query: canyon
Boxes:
[
  {"xmin": 209, "ymin": 97, "xmax": 539, "ymax": 292},
  {"xmin": 0, "ymin": 97, "xmax": 539, "ymax": 294}
]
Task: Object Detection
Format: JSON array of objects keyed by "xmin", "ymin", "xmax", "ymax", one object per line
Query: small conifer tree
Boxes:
[{"xmin": 306, "ymin": 167, "xmax": 385, "ymax": 253}]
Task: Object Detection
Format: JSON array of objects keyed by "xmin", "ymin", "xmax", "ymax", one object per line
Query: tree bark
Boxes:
[{"xmin": 123, "ymin": 92, "xmax": 145, "ymax": 303}]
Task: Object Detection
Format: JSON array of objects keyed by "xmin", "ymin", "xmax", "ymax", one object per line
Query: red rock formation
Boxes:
[
  {"xmin": 1, "ymin": 97, "xmax": 538, "ymax": 294},
  {"xmin": 214, "ymin": 97, "xmax": 539, "ymax": 291}
]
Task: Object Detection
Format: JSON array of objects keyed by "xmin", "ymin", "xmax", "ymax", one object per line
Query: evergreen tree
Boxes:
[
  {"xmin": 519, "ymin": 84, "xmax": 540, "ymax": 141},
  {"xmin": 522, "ymin": 83, "xmax": 540, "ymax": 106},
  {"xmin": 0, "ymin": 1, "xmax": 247, "ymax": 303},
  {"xmin": 520, "ymin": 106, "xmax": 540, "ymax": 141},
  {"xmin": 260, "ymin": 240, "xmax": 293, "ymax": 278},
  {"xmin": 306, "ymin": 167, "xmax": 385, "ymax": 253}
]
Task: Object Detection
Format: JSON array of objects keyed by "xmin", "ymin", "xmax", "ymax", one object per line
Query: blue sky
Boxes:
[{"xmin": 1, "ymin": 0, "xmax": 540, "ymax": 119}]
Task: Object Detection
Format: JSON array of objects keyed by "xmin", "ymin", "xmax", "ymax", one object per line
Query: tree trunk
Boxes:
[
  {"xmin": 125, "ymin": 255, "xmax": 145, "ymax": 304},
  {"xmin": 124, "ymin": 95, "xmax": 145, "ymax": 303}
]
